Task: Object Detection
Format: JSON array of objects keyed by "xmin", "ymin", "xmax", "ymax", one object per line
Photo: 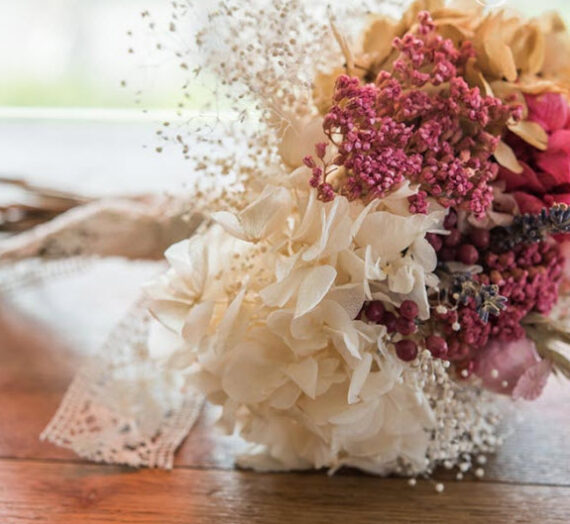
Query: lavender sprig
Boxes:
[
  {"xmin": 436, "ymin": 270, "xmax": 508, "ymax": 323},
  {"xmin": 449, "ymin": 274, "xmax": 508, "ymax": 323},
  {"xmin": 491, "ymin": 203, "xmax": 570, "ymax": 252}
]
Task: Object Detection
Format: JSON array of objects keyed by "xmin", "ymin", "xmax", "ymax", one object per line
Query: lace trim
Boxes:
[
  {"xmin": 41, "ymin": 298, "xmax": 204, "ymax": 468},
  {"xmin": 0, "ymin": 257, "xmax": 91, "ymax": 295}
]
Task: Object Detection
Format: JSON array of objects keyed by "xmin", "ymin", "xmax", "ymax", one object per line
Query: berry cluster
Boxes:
[
  {"xmin": 427, "ymin": 210, "xmax": 563, "ymax": 376},
  {"xmin": 362, "ymin": 299, "xmax": 448, "ymax": 362},
  {"xmin": 363, "ymin": 205, "xmax": 564, "ymax": 373}
]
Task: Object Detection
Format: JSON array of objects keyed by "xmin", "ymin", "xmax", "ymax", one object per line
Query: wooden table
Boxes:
[{"xmin": 1, "ymin": 293, "xmax": 570, "ymax": 524}]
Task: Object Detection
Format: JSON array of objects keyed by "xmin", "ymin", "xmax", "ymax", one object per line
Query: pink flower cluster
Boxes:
[
  {"xmin": 500, "ymin": 92, "xmax": 570, "ymax": 213},
  {"xmin": 306, "ymin": 12, "xmax": 520, "ymax": 217}
]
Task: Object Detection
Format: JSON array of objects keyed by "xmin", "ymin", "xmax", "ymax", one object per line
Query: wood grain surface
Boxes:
[{"xmin": 1, "ymin": 299, "xmax": 569, "ymax": 523}]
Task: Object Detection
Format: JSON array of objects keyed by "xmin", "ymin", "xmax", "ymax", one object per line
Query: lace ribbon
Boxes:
[
  {"xmin": 41, "ymin": 298, "xmax": 205, "ymax": 469},
  {"xmin": 0, "ymin": 257, "xmax": 91, "ymax": 295}
]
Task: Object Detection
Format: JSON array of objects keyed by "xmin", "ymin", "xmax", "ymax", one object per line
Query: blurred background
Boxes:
[
  {"xmin": 1, "ymin": 0, "xmax": 569, "ymax": 112},
  {"xmin": 0, "ymin": 0, "xmax": 186, "ymax": 110}
]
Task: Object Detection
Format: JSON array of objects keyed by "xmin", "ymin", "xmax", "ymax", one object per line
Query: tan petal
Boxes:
[
  {"xmin": 398, "ymin": 0, "xmax": 445, "ymax": 33},
  {"xmin": 362, "ymin": 16, "xmax": 398, "ymax": 63},
  {"xmin": 541, "ymin": 32, "xmax": 570, "ymax": 79},
  {"xmin": 507, "ymin": 120, "xmax": 548, "ymax": 151},
  {"xmin": 511, "ymin": 23, "xmax": 545, "ymax": 75},
  {"xmin": 313, "ymin": 67, "xmax": 345, "ymax": 115},
  {"xmin": 475, "ymin": 13, "xmax": 518, "ymax": 82},
  {"xmin": 484, "ymin": 35, "xmax": 517, "ymax": 82},
  {"xmin": 465, "ymin": 58, "xmax": 494, "ymax": 96},
  {"xmin": 435, "ymin": 22, "xmax": 470, "ymax": 46},
  {"xmin": 493, "ymin": 140, "xmax": 523, "ymax": 174},
  {"xmin": 514, "ymin": 77, "xmax": 567, "ymax": 95},
  {"xmin": 538, "ymin": 11, "xmax": 566, "ymax": 33}
]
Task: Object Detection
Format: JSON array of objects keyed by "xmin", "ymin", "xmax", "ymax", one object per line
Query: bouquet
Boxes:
[
  {"xmin": 4, "ymin": 0, "xmax": 570, "ymax": 484},
  {"xmin": 142, "ymin": 0, "xmax": 570, "ymax": 478}
]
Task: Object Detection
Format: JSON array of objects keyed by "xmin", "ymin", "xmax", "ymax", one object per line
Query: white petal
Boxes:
[
  {"xmin": 326, "ymin": 283, "xmax": 366, "ymax": 320},
  {"xmin": 260, "ymin": 267, "xmax": 307, "ymax": 308},
  {"xmin": 278, "ymin": 117, "xmax": 326, "ymax": 167},
  {"xmin": 348, "ymin": 353, "xmax": 373, "ymax": 404},
  {"xmin": 295, "ymin": 265, "xmax": 337, "ymax": 318},
  {"xmin": 269, "ymin": 382, "xmax": 302, "ymax": 409},
  {"xmin": 411, "ymin": 237, "xmax": 437, "ymax": 272},
  {"xmin": 181, "ymin": 301, "xmax": 215, "ymax": 346},
  {"xmin": 212, "ymin": 186, "xmax": 292, "ymax": 242},
  {"xmin": 210, "ymin": 211, "xmax": 246, "ymax": 240},
  {"xmin": 222, "ymin": 342, "xmax": 286, "ymax": 403},
  {"xmin": 286, "ymin": 358, "xmax": 319, "ymax": 398}
]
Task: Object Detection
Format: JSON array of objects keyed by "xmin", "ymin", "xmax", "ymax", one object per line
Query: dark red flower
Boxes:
[{"xmin": 499, "ymin": 93, "xmax": 570, "ymax": 213}]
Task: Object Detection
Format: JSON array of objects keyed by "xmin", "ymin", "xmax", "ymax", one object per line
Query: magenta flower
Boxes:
[
  {"xmin": 499, "ymin": 93, "xmax": 570, "ymax": 213},
  {"xmin": 526, "ymin": 92, "xmax": 569, "ymax": 132}
]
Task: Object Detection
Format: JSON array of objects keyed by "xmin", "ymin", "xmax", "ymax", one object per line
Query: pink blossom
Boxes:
[
  {"xmin": 512, "ymin": 360, "xmax": 552, "ymax": 401},
  {"xmin": 474, "ymin": 337, "xmax": 550, "ymax": 399}
]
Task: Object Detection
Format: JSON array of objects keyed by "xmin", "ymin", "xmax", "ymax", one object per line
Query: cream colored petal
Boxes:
[
  {"xmin": 302, "ymin": 197, "xmax": 351, "ymax": 261},
  {"xmin": 147, "ymin": 320, "xmax": 187, "ymax": 360},
  {"xmin": 348, "ymin": 352, "xmax": 373, "ymax": 404},
  {"xmin": 260, "ymin": 267, "xmax": 308, "ymax": 308},
  {"xmin": 214, "ymin": 286, "xmax": 247, "ymax": 351},
  {"xmin": 388, "ymin": 262, "xmax": 415, "ymax": 294},
  {"xmin": 329, "ymin": 398, "xmax": 378, "ymax": 425},
  {"xmin": 295, "ymin": 265, "xmax": 337, "ymax": 318},
  {"xmin": 148, "ymin": 300, "xmax": 190, "ymax": 334},
  {"xmin": 321, "ymin": 300, "xmax": 362, "ymax": 359},
  {"xmin": 209, "ymin": 211, "xmax": 245, "ymax": 240},
  {"xmin": 356, "ymin": 211, "xmax": 444, "ymax": 261},
  {"xmin": 350, "ymin": 198, "xmax": 379, "ymax": 238},
  {"xmin": 292, "ymin": 189, "xmax": 320, "ymax": 241},
  {"xmin": 269, "ymin": 381, "xmax": 302, "ymax": 409},
  {"xmin": 181, "ymin": 301, "xmax": 215, "ymax": 346},
  {"xmin": 212, "ymin": 185, "xmax": 292, "ymax": 242},
  {"xmin": 286, "ymin": 358, "xmax": 319, "ymax": 399},
  {"xmin": 326, "ymin": 283, "xmax": 366, "ymax": 320},
  {"xmin": 278, "ymin": 117, "xmax": 327, "ymax": 168},
  {"xmin": 222, "ymin": 342, "xmax": 287, "ymax": 403},
  {"xmin": 164, "ymin": 237, "xmax": 208, "ymax": 295},
  {"xmin": 411, "ymin": 237, "xmax": 437, "ymax": 273}
]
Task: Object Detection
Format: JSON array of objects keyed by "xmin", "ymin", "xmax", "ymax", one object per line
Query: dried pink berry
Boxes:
[
  {"xmin": 395, "ymin": 339, "xmax": 418, "ymax": 362},
  {"xmin": 364, "ymin": 301, "xmax": 385, "ymax": 323},
  {"xmin": 399, "ymin": 300, "xmax": 419, "ymax": 320}
]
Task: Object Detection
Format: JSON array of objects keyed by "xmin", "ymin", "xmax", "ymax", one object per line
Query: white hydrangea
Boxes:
[{"xmin": 145, "ymin": 125, "xmax": 451, "ymax": 473}]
